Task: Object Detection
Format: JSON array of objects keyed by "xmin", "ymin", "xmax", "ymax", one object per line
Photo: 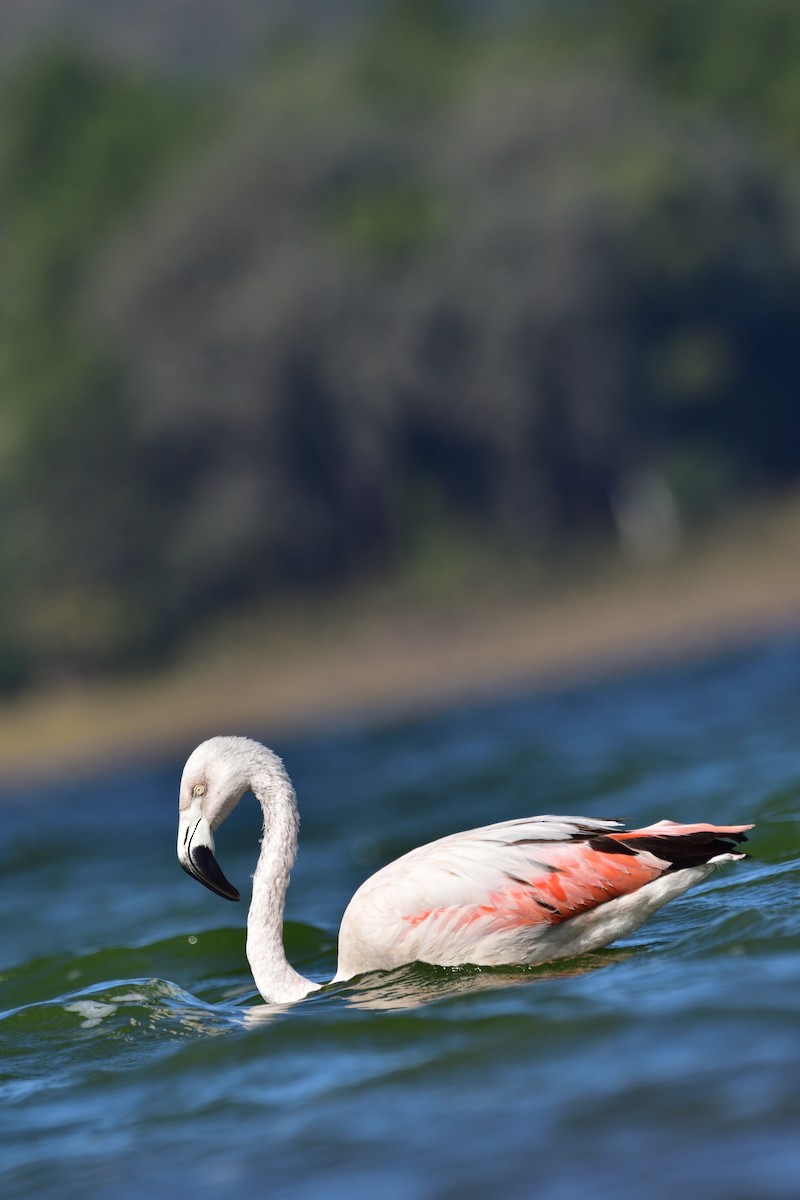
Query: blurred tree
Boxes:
[
  {"xmin": 0, "ymin": 48, "xmax": 210, "ymax": 683},
  {"xmin": 604, "ymin": 0, "xmax": 800, "ymax": 158},
  {"xmin": 1, "ymin": 3, "xmax": 800, "ymax": 689},
  {"xmin": 93, "ymin": 55, "xmax": 800, "ymax": 602}
]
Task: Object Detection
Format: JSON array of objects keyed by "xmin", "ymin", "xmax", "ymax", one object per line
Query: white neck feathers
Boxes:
[{"xmin": 243, "ymin": 749, "xmax": 319, "ymax": 1003}]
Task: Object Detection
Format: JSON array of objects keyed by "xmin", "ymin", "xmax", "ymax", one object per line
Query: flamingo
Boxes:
[{"xmin": 177, "ymin": 735, "xmax": 752, "ymax": 1004}]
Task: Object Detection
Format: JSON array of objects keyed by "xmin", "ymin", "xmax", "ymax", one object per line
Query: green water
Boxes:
[{"xmin": 2, "ymin": 640, "xmax": 800, "ymax": 1199}]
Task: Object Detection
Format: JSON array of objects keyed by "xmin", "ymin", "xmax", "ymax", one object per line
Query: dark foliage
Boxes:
[{"xmin": 1, "ymin": 2, "xmax": 800, "ymax": 687}]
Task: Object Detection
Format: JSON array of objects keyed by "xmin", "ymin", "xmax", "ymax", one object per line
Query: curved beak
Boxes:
[{"xmin": 177, "ymin": 805, "xmax": 240, "ymax": 902}]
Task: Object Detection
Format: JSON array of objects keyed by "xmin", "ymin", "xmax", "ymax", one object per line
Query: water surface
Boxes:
[{"xmin": 2, "ymin": 638, "xmax": 800, "ymax": 1198}]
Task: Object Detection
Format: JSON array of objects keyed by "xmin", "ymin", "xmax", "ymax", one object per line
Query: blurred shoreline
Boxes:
[
  {"xmin": 4, "ymin": 10, "xmax": 800, "ymax": 770},
  {"xmin": 1, "ymin": 495, "xmax": 799, "ymax": 786}
]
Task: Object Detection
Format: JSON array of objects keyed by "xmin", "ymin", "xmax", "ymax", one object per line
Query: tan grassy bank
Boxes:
[{"xmin": 2, "ymin": 495, "xmax": 800, "ymax": 785}]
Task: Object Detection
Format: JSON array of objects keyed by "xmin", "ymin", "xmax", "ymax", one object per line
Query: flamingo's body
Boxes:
[{"xmin": 177, "ymin": 736, "xmax": 752, "ymax": 1004}]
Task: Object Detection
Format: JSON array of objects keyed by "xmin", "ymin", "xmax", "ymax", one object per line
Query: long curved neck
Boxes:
[{"xmin": 245, "ymin": 756, "xmax": 321, "ymax": 1004}]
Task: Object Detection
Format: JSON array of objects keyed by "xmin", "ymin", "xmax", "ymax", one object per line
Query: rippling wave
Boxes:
[{"xmin": 3, "ymin": 639, "xmax": 800, "ymax": 1200}]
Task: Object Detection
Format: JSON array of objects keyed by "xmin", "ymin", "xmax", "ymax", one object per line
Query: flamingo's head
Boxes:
[{"xmin": 176, "ymin": 735, "xmax": 264, "ymax": 902}]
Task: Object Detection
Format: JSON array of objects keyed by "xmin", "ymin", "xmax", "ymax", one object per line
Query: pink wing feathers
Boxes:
[{"xmin": 400, "ymin": 818, "xmax": 751, "ymax": 929}]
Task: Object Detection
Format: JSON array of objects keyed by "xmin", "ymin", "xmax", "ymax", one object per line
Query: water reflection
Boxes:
[{"xmin": 240, "ymin": 947, "xmax": 640, "ymax": 1020}]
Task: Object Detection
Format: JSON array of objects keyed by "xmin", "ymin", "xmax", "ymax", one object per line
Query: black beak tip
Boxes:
[{"xmin": 185, "ymin": 845, "xmax": 241, "ymax": 902}]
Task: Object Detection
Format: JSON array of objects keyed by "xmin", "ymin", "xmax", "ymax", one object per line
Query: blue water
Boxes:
[{"xmin": 2, "ymin": 637, "xmax": 800, "ymax": 1199}]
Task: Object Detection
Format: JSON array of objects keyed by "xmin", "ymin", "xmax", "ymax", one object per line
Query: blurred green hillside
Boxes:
[{"xmin": 1, "ymin": 0, "xmax": 800, "ymax": 692}]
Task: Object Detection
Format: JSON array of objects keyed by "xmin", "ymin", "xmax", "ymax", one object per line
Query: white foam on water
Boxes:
[{"xmin": 64, "ymin": 1001, "xmax": 118, "ymax": 1028}]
